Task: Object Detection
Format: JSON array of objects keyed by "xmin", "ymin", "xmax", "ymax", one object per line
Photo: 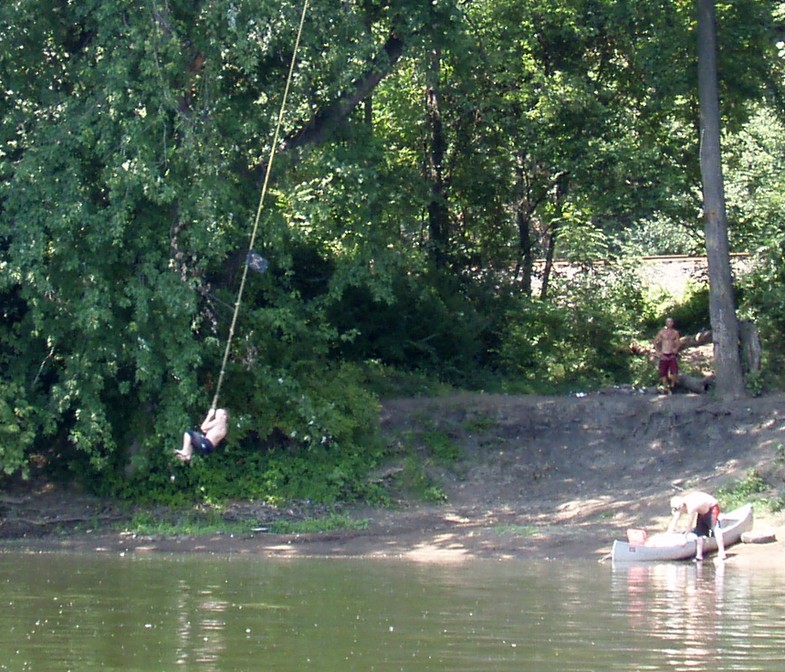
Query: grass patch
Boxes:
[
  {"xmin": 122, "ymin": 510, "xmax": 369, "ymax": 537},
  {"xmin": 123, "ymin": 511, "xmax": 254, "ymax": 537},
  {"xmin": 264, "ymin": 513, "xmax": 369, "ymax": 535},
  {"xmin": 422, "ymin": 428, "xmax": 461, "ymax": 462},
  {"xmin": 463, "ymin": 412, "xmax": 497, "ymax": 434},
  {"xmin": 717, "ymin": 469, "xmax": 782, "ymax": 512}
]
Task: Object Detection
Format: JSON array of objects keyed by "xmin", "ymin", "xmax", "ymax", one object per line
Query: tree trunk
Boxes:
[
  {"xmin": 282, "ymin": 31, "xmax": 404, "ymax": 152},
  {"xmin": 739, "ymin": 320, "xmax": 762, "ymax": 375},
  {"xmin": 425, "ymin": 47, "xmax": 450, "ymax": 266},
  {"xmin": 539, "ymin": 178, "xmax": 567, "ymax": 301},
  {"xmin": 697, "ymin": 0, "xmax": 745, "ymax": 400},
  {"xmin": 539, "ymin": 222, "xmax": 558, "ymax": 300},
  {"xmin": 515, "ymin": 151, "xmax": 533, "ymax": 297}
]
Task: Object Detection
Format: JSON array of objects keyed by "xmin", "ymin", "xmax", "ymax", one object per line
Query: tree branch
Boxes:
[{"xmin": 280, "ymin": 31, "xmax": 405, "ymax": 151}]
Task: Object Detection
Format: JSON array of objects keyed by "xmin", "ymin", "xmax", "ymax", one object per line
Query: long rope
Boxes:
[{"xmin": 211, "ymin": 0, "xmax": 309, "ymax": 410}]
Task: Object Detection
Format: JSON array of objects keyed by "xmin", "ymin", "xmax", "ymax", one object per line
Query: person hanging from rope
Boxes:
[
  {"xmin": 175, "ymin": 408, "xmax": 229, "ymax": 463},
  {"xmin": 171, "ymin": 2, "xmax": 305, "ymax": 468}
]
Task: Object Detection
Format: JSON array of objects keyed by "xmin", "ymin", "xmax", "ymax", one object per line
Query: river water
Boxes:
[{"xmin": 0, "ymin": 552, "xmax": 782, "ymax": 671}]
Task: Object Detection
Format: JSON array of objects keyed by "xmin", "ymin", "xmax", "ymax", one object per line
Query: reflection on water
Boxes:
[
  {"xmin": 611, "ymin": 561, "xmax": 785, "ymax": 672},
  {"xmin": 0, "ymin": 552, "xmax": 782, "ymax": 671}
]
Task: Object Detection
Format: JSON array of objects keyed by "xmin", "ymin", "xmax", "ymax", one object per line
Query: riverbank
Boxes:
[{"xmin": 2, "ymin": 390, "xmax": 784, "ymax": 564}]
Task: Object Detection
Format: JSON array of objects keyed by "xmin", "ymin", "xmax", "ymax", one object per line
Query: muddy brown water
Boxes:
[{"xmin": 0, "ymin": 553, "xmax": 783, "ymax": 671}]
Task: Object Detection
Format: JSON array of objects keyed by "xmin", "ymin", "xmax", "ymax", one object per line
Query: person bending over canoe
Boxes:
[
  {"xmin": 175, "ymin": 408, "xmax": 229, "ymax": 464},
  {"xmin": 667, "ymin": 491, "xmax": 726, "ymax": 561}
]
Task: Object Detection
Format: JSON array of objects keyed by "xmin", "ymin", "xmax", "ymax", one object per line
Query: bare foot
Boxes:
[{"xmin": 174, "ymin": 450, "xmax": 192, "ymax": 463}]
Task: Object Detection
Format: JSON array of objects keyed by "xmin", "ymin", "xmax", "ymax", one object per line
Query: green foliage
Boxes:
[
  {"xmin": 107, "ymin": 361, "xmax": 388, "ymax": 505},
  {"xmin": 618, "ymin": 215, "xmax": 705, "ymax": 257},
  {"xmin": 717, "ymin": 469, "xmax": 774, "ymax": 512},
  {"xmin": 496, "ymin": 264, "xmax": 656, "ymax": 389},
  {"xmin": 731, "ymin": 106, "xmax": 785, "ymax": 389},
  {"xmin": 387, "ymin": 456, "xmax": 448, "ymax": 503},
  {"xmin": 724, "ymin": 106, "xmax": 785, "ymax": 252},
  {"xmin": 421, "ymin": 428, "xmax": 461, "ymax": 462},
  {"xmin": 123, "ymin": 508, "xmax": 369, "ymax": 536},
  {"xmin": 125, "ymin": 510, "xmax": 255, "ymax": 538},
  {"xmin": 326, "ymin": 267, "xmax": 492, "ymax": 386},
  {"xmin": 659, "ymin": 286, "xmax": 711, "ymax": 336},
  {"xmin": 355, "ymin": 362, "xmax": 456, "ymax": 400},
  {"xmin": 740, "ymin": 236, "xmax": 785, "ymax": 387},
  {"xmin": 0, "ymin": 384, "xmax": 38, "ymax": 477}
]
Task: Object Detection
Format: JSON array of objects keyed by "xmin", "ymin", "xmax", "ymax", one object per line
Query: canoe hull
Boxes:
[{"xmin": 611, "ymin": 503, "xmax": 754, "ymax": 563}]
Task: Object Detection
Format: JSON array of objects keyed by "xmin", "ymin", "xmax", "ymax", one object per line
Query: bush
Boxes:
[
  {"xmin": 495, "ymin": 263, "xmax": 656, "ymax": 389},
  {"xmin": 326, "ymin": 267, "xmax": 491, "ymax": 385},
  {"xmin": 657, "ymin": 285, "xmax": 711, "ymax": 336},
  {"xmin": 106, "ymin": 360, "xmax": 387, "ymax": 505}
]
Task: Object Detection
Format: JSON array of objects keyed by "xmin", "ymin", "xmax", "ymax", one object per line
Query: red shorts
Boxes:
[{"xmin": 658, "ymin": 353, "xmax": 679, "ymax": 378}]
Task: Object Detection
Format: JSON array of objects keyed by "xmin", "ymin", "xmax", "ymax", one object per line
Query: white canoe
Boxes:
[{"xmin": 611, "ymin": 503, "xmax": 754, "ymax": 563}]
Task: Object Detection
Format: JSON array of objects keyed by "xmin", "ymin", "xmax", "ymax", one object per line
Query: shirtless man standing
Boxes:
[
  {"xmin": 175, "ymin": 408, "xmax": 229, "ymax": 463},
  {"xmin": 653, "ymin": 317, "xmax": 681, "ymax": 393},
  {"xmin": 668, "ymin": 491, "xmax": 726, "ymax": 561}
]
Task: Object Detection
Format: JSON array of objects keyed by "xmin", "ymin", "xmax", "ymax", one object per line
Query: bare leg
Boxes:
[
  {"xmin": 175, "ymin": 433, "xmax": 193, "ymax": 462},
  {"xmin": 695, "ymin": 537, "xmax": 704, "ymax": 561},
  {"xmin": 715, "ymin": 525, "xmax": 726, "ymax": 560}
]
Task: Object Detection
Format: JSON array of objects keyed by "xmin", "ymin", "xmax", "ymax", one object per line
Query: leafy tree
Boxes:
[{"xmin": 0, "ymin": 0, "xmax": 420, "ymax": 488}]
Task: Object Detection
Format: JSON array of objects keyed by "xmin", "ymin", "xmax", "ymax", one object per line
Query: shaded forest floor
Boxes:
[{"xmin": 2, "ymin": 390, "xmax": 785, "ymax": 565}]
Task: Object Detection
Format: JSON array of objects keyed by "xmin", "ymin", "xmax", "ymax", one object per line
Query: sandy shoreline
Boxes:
[
  {"xmin": 3, "ymin": 391, "xmax": 785, "ymax": 567},
  {"xmin": 2, "ymin": 503, "xmax": 782, "ymax": 567}
]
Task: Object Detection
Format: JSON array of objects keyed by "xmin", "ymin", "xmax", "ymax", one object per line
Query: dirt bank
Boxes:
[{"xmin": 2, "ymin": 390, "xmax": 784, "ymax": 564}]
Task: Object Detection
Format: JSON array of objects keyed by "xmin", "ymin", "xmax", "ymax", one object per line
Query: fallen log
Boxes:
[
  {"xmin": 677, "ymin": 373, "xmax": 714, "ymax": 393},
  {"xmin": 678, "ymin": 330, "xmax": 713, "ymax": 349}
]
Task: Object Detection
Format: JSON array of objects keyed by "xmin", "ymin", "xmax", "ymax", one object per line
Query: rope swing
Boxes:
[{"xmin": 210, "ymin": 0, "xmax": 310, "ymax": 411}]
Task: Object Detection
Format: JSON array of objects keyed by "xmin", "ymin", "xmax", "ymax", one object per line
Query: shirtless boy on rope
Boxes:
[{"xmin": 175, "ymin": 408, "xmax": 229, "ymax": 463}]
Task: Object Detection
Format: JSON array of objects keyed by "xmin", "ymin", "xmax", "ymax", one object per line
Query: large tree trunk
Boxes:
[{"xmin": 697, "ymin": 0, "xmax": 745, "ymax": 400}]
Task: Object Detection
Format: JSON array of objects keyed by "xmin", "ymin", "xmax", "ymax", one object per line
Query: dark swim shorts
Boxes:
[
  {"xmin": 186, "ymin": 430, "xmax": 215, "ymax": 455},
  {"xmin": 693, "ymin": 504, "xmax": 721, "ymax": 537}
]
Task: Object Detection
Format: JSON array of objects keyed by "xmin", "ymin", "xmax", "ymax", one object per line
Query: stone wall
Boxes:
[
  {"xmin": 634, "ymin": 254, "xmax": 752, "ymax": 300},
  {"xmin": 533, "ymin": 253, "xmax": 753, "ymax": 300}
]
